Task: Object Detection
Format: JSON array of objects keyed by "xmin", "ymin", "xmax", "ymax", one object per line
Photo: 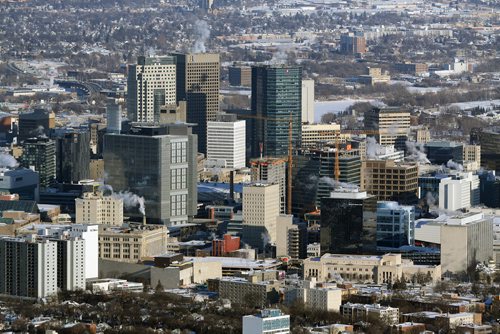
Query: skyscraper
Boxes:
[
  {"xmin": 320, "ymin": 189, "xmax": 377, "ymax": 254},
  {"xmin": 103, "ymin": 123, "xmax": 198, "ymax": 225},
  {"xmin": 206, "ymin": 113, "xmax": 246, "ymax": 169},
  {"xmin": 127, "ymin": 56, "xmax": 177, "ymax": 122},
  {"xmin": 251, "ymin": 65, "xmax": 302, "ymax": 158},
  {"xmin": 53, "ymin": 129, "xmax": 91, "ymax": 184},
  {"xmin": 19, "ymin": 137, "xmax": 56, "ymax": 189},
  {"xmin": 173, "ymin": 53, "xmax": 220, "ymax": 154}
]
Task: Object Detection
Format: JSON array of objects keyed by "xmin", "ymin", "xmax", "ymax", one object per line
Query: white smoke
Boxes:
[
  {"xmin": 0, "ymin": 153, "xmax": 19, "ymax": 168},
  {"xmin": 112, "ymin": 191, "xmax": 146, "ymax": 216},
  {"xmin": 425, "ymin": 192, "xmax": 437, "ymax": 209},
  {"xmin": 366, "ymin": 137, "xmax": 382, "ymax": 159},
  {"xmin": 405, "ymin": 141, "xmax": 430, "ymax": 164},
  {"xmin": 320, "ymin": 176, "xmax": 359, "ymax": 192},
  {"xmin": 192, "ymin": 20, "xmax": 210, "ymax": 53},
  {"xmin": 446, "ymin": 159, "xmax": 464, "ymax": 172},
  {"xmin": 99, "ymin": 182, "xmax": 146, "ymax": 216},
  {"xmin": 261, "ymin": 232, "xmax": 270, "ymax": 249},
  {"xmin": 30, "ymin": 125, "xmax": 47, "ymax": 138},
  {"xmin": 270, "ymin": 49, "xmax": 288, "ymax": 65}
]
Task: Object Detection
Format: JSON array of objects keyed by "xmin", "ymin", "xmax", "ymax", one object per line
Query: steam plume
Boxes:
[
  {"xmin": 192, "ymin": 20, "xmax": 210, "ymax": 53},
  {"xmin": 320, "ymin": 176, "xmax": 359, "ymax": 191},
  {"xmin": 112, "ymin": 191, "xmax": 146, "ymax": 216},
  {"xmin": 0, "ymin": 153, "xmax": 19, "ymax": 168},
  {"xmin": 366, "ymin": 137, "xmax": 383, "ymax": 159},
  {"xmin": 99, "ymin": 182, "xmax": 146, "ymax": 216},
  {"xmin": 405, "ymin": 141, "xmax": 430, "ymax": 164},
  {"xmin": 446, "ymin": 159, "xmax": 464, "ymax": 172}
]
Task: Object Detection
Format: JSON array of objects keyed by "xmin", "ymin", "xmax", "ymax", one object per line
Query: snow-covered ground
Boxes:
[
  {"xmin": 314, "ymin": 99, "xmax": 384, "ymax": 122},
  {"xmin": 450, "ymin": 99, "xmax": 500, "ymax": 111}
]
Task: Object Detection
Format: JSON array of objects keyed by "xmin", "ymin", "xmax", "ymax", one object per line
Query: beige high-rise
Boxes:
[
  {"xmin": 243, "ymin": 183, "xmax": 280, "ymax": 242},
  {"xmin": 75, "ymin": 191, "xmax": 123, "ymax": 226},
  {"xmin": 362, "ymin": 160, "xmax": 418, "ymax": 202},
  {"xmin": 127, "ymin": 56, "xmax": 177, "ymax": 122},
  {"xmin": 364, "ymin": 107, "xmax": 411, "ymax": 151},
  {"xmin": 173, "ymin": 53, "xmax": 220, "ymax": 154}
]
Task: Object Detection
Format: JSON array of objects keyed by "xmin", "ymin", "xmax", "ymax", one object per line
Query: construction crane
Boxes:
[
  {"xmin": 334, "ymin": 129, "xmax": 380, "ymax": 181},
  {"xmin": 236, "ymin": 113, "xmax": 294, "ymax": 215}
]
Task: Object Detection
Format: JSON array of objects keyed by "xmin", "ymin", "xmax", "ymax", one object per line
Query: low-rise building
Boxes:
[
  {"xmin": 98, "ymin": 224, "xmax": 168, "ymax": 263},
  {"xmin": 243, "ymin": 309, "xmax": 290, "ymax": 334},
  {"xmin": 214, "ymin": 277, "xmax": 282, "ymax": 307},
  {"xmin": 151, "ymin": 256, "xmax": 223, "ymax": 289},
  {"xmin": 303, "ymin": 253, "xmax": 441, "ymax": 284},
  {"xmin": 402, "ymin": 311, "xmax": 481, "ymax": 331},
  {"xmin": 341, "ymin": 303, "xmax": 399, "ymax": 325},
  {"xmin": 285, "ymin": 280, "xmax": 342, "ymax": 312},
  {"xmin": 86, "ymin": 278, "xmax": 144, "ymax": 293}
]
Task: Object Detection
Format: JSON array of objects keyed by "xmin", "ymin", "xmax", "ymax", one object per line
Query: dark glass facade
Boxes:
[
  {"xmin": 251, "ymin": 65, "xmax": 302, "ymax": 158},
  {"xmin": 103, "ymin": 124, "xmax": 198, "ymax": 225},
  {"xmin": 19, "ymin": 137, "xmax": 56, "ymax": 188},
  {"xmin": 320, "ymin": 192, "xmax": 377, "ymax": 254},
  {"xmin": 52, "ymin": 129, "xmax": 91, "ymax": 184}
]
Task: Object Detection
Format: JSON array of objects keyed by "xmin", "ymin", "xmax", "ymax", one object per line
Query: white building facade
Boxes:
[
  {"xmin": 207, "ymin": 115, "xmax": 246, "ymax": 169},
  {"xmin": 243, "ymin": 309, "xmax": 290, "ymax": 334}
]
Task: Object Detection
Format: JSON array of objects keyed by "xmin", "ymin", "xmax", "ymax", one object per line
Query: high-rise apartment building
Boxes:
[
  {"xmin": 301, "ymin": 79, "xmax": 315, "ymax": 124},
  {"xmin": 127, "ymin": 56, "xmax": 177, "ymax": 122},
  {"xmin": 18, "ymin": 108, "xmax": 55, "ymax": 142},
  {"xmin": 173, "ymin": 53, "xmax": 220, "ymax": 154},
  {"xmin": 54, "ymin": 237, "xmax": 86, "ymax": 291},
  {"xmin": 320, "ymin": 190, "xmax": 377, "ymax": 254},
  {"xmin": 362, "ymin": 160, "xmax": 419, "ymax": 204},
  {"xmin": 364, "ymin": 107, "xmax": 411, "ymax": 151},
  {"xmin": 29, "ymin": 224, "xmax": 98, "ymax": 279},
  {"xmin": 250, "ymin": 157, "xmax": 287, "ymax": 214},
  {"xmin": 75, "ymin": 191, "xmax": 124, "ymax": 225},
  {"xmin": 52, "ymin": 129, "xmax": 91, "ymax": 184},
  {"xmin": 242, "ymin": 183, "xmax": 280, "ymax": 246},
  {"xmin": 251, "ymin": 65, "xmax": 302, "ymax": 157},
  {"xmin": 376, "ymin": 201, "xmax": 415, "ymax": 249},
  {"xmin": 0, "ymin": 236, "xmax": 58, "ymax": 298},
  {"xmin": 206, "ymin": 113, "xmax": 246, "ymax": 169},
  {"xmin": 103, "ymin": 123, "xmax": 198, "ymax": 225},
  {"xmin": 19, "ymin": 137, "xmax": 56, "ymax": 188}
]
